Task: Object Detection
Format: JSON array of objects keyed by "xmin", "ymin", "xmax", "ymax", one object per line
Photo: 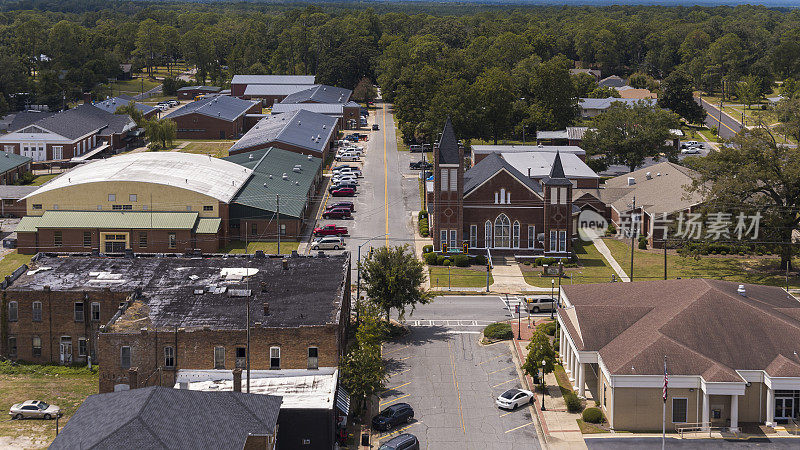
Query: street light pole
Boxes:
[
  {"xmin": 356, "ymin": 233, "xmax": 389, "ymax": 323},
  {"xmin": 541, "ymin": 359, "xmax": 547, "ymax": 411}
]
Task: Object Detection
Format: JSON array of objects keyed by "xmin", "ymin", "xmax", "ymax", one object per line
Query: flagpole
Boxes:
[{"xmin": 662, "ymin": 355, "xmax": 667, "ymax": 450}]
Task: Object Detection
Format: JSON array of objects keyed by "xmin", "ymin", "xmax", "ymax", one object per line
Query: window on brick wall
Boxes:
[
  {"xmin": 8, "ymin": 301, "xmax": 17, "ymax": 322},
  {"xmin": 168, "ymin": 233, "xmax": 176, "ymax": 249},
  {"xmin": 214, "ymin": 346, "xmax": 225, "ymax": 369},
  {"xmin": 139, "ymin": 232, "xmax": 148, "ymax": 248},
  {"xmin": 120, "ymin": 346, "xmax": 131, "ymax": 369},
  {"xmin": 91, "ymin": 302, "xmax": 100, "ymax": 321},
  {"xmin": 32, "ymin": 336, "xmax": 42, "ymax": 357},
  {"xmin": 83, "ymin": 232, "xmax": 91, "ymax": 247},
  {"xmin": 203, "ymin": 205, "xmax": 213, "ymax": 211},
  {"xmin": 270, "ymin": 347, "xmax": 280, "ymax": 369},
  {"xmin": 236, "ymin": 347, "xmax": 246, "ymax": 369},
  {"xmin": 54, "ymin": 231, "xmax": 62, "ymax": 247},
  {"xmin": 78, "ymin": 338, "xmax": 87, "ymax": 357},
  {"xmin": 32, "ymin": 301, "xmax": 42, "ymax": 322},
  {"xmin": 308, "ymin": 347, "xmax": 319, "ymax": 370},
  {"xmin": 164, "ymin": 346, "xmax": 175, "ymax": 368},
  {"xmin": 8, "ymin": 337, "xmax": 16, "ymax": 358},
  {"xmin": 74, "ymin": 302, "xmax": 84, "ymax": 322}
]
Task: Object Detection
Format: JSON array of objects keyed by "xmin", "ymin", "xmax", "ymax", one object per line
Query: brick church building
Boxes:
[{"xmin": 431, "ymin": 119, "xmax": 576, "ymax": 257}]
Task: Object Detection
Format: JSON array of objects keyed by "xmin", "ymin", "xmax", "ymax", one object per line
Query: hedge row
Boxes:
[
  {"xmin": 418, "ymin": 218, "xmax": 429, "ymax": 237},
  {"xmin": 484, "ymin": 322, "xmax": 513, "ymax": 340}
]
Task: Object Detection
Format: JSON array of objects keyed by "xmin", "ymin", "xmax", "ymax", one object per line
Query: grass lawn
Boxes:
[
  {"xmin": 30, "ymin": 174, "xmax": 59, "ymax": 186},
  {"xmin": 110, "ymin": 78, "xmax": 161, "ymax": 96},
  {"xmin": 604, "ymin": 238, "xmax": 800, "ymax": 288},
  {"xmin": 429, "ymin": 266, "xmax": 491, "ymax": 288},
  {"xmin": 179, "ymin": 141, "xmax": 232, "ymax": 158},
  {"xmin": 683, "ymin": 126, "xmax": 717, "ymax": 143},
  {"xmin": 577, "ymin": 419, "xmax": 610, "ymax": 434},
  {"xmin": 521, "ymin": 240, "xmax": 616, "ymax": 287},
  {"xmin": 393, "ymin": 115, "xmax": 408, "ymax": 152},
  {"xmin": 0, "ymin": 251, "xmax": 32, "ymax": 278},
  {"xmin": 221, "ymin": 240, "xmax": 300, "ymax": 255},
  {"xmin": 0, "ymin": 363, "xmax": 98, "ymax": 449}
]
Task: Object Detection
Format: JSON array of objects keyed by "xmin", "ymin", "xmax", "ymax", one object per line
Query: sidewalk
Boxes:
[
  {"xmin": 591, "ymin": 237, "xmax": 629, "ymax": 282},
  {"xmin": 412, "ymin": 211, "xmax": 433, "ymax": 290},
  {"xmin": 489, "ymin": 261, "xmax": 531, "ymax": 292}
]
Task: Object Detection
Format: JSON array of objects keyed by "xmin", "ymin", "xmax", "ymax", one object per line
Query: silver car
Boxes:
[
  {"xmin": 9, "ymin": 400, "xmax": 61, "ymax": 420},
  {"xmin": 311, "ymin": 236, "xmax": 345, "ymax": 250}
]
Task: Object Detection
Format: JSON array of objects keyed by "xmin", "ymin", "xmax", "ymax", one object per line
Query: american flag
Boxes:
[{"xmin": 663, "ymin": 356, "xmax": 668, "ymax": 403}]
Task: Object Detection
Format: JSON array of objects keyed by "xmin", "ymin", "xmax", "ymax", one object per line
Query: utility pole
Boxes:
[
  {"xmin": 664, "ymin": 240, "xmax": 668, "ymax": 280},
  {"xmin": 276, "ymin": 195, "xmax": 280, "ymax": 255},
  {"xmin": 630, "ymin": 196, "xmax": 636, "ymax": 282},
  {"xmin": 246, "ymin": 284, "xmax": 251, "ymax": 393},
  {"xmin": 717, "ymin": 80, "xmax": 724, "ymax": 137}
]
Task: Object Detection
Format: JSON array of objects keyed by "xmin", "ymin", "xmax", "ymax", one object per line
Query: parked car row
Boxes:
[
  {"xmin": 680, "ymin": 140, "xmax": 704, "ymax": 154},
  {"xmin": 156, "ymin": 100, "xmax": 180, "ymax": 111},
  {"xmin": 409, "ymin": 160, "xmax": 432, "ymax": 170}
]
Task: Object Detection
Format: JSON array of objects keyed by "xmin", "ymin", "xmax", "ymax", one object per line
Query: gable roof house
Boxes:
[
  {"xmin": 0, "ymin": 104, "xmax": 136, "ymax": 162},
  {"xmin": 578, "ymin": 97, "xmax": 657, "ymax": 118},
  {"xmin": 598, "ymin": 75, "xmax": 626, "ymax": 88},
  {"xmin": 232, "ymin": 75, "xmax": 316, "ymax": 105},
  {"xmin": 601, "ymin": 161, "xmax": 705, "ymax": 247},
  {"xmin": 558, "ymin": 279, "xmax": 800, "ymax": 432},
  {"xmin": 229, "ymin": 109, "xmax": 338, "ymax": 160},
  {"xmin": 165, "ymin": 95, "xmax": 260, "ymax": 139},
  {"xmin": 93, "ymin": 95, "xmax": 159, "ymax": 120},
  {"xmin": 49, "ymin": 386, "xmax": 281, "ymax": 449},
  {"xmin": 0, "ymin": 152, "xmax": 32, "ymax": 187}
]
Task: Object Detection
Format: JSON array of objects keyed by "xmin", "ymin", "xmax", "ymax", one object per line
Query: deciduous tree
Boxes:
[
  {"xmin": 522, "ymin": 329, "xmax": 556, "ymax": 380},
  {"xmin": 659, "ymin": 70, "xmax": 704, "ymax": 124},
  {"xmin": 360, "ymin": 245, "xmax": 432, "ymax": 320}
]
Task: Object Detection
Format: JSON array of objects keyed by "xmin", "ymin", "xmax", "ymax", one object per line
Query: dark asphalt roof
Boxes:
[
  {"xmin": 11, "ymin": 253, "xmax": 350, "ymax": 331},
  {"xmin": 165, "ymin": 95, "xmax": 257, "ymax": 122},
  {"xmin": 0, "ymin": 185, "xmax": 38, "ymax": 199},
  {"xmin": 229, "ymin": 109, "xmax": 337, "ymax": 155},
  {"xmin": 49, "ymin": 386, "xmax": 281, "ymax": 450},
  {"xmin": 437, "ymin": 118, "xmax": 460, "ymax": 165},
  {"xmin": 561, "ymin": 279, "xmax": 800, "ymax": 380},
  {"xmin": 0, "ymin": 151, "xmax": 31, "ymax": 174},
  {"xmin": 12, "ymin": 104, "xmax": 134, "ymax": 140},
  {"xmin": 280, "ymin": 84, "xmax": 352, "ymax": 104},
  {"xmin": 93, "ymin": 96, "xmax": 159, "ymax": 116},
  {"xmin": 542, "ymin": 151, "xmax": 573, "ymax": 186},
  {"xmin": 463, "ymin": 152, "xmax": 542, "ymax": 195},
  {"xmin": 3, "ymin": 110, "xmax": 55, "ymax": 133},
  {"xmin": 177, "ymin": 85, "xmax": 221, "ymax": 92},
  {"xmin": 599, "ymin": 75, "xmax": 626, "ymax": 88}
]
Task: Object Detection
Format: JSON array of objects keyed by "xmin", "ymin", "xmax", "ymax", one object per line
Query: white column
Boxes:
[
  {"xmin": 577, "ymin": 362, "xmax": 586, "ymax": 397},
  {"xmin": 730, "ymin": 395, "xmax": 739, "ymax": 432},
  {"xmin": 702, "ymin": 391, "xmax": 710, "ymax": 431},
  {"xmin": 568, "ymin": 348, "xmax": 575, "ymax": 382},
  {"xmin": 766, "ymin": 387, "xmax": 775, "ymax": 427},
  {"xmin": 559, "ymin": 328, "xmax": 564, "ymax": 361}
]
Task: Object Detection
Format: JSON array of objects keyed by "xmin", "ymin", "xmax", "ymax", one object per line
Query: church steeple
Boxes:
[{"xmin": 543, "ymin": 150, "xmax": 572, "ymax": 186}]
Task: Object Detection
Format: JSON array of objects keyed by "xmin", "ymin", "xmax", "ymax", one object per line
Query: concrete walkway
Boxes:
[
  {"xmin": 489, "ymin": 261, "xmax": 531, "ymax": 292},
  {"xmin": 591, "ymin": 237, "xmax": 629, "ymax": 282}
]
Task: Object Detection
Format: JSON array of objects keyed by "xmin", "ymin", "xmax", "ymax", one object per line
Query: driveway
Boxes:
[{"xmin": 376, "ymin": 296, "xmax": 544, "ymax": 449}]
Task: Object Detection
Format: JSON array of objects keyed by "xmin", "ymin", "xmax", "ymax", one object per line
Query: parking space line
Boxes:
[
  {"xmin": 389, "ymin": 368, "xmax": 411, "ymax": 378},
  {"xmin": 487, "ymin": 365, "xmax": 514, "ymax": 375},
  {"xmin": 478, "ymin": 354, "xmax": 507, "ymax": 365},
  {"xmin": 446, "ymin": 341, "xmax": 466, "ymax": 434},
  {"xmin": 379, "ymin": 393, "xmax": 410, "ymax": 407},
  {"xmin": 491, "ymin": 379, "xmax": 516, "ymax": 388},
  {"xmin": 382, "ymin": 345, "xmax": 410, "ymax": 355},
  {"xmin": 504, "ymin": 422, "xmax": 534, "ymax": 433},
  {"xmin": 377, "ymin": 421, "xmax": 422, "ymax": 442},
  {"xmin": 396, "ymin": 355, "xmax": 414, "ymax": 362},
  {"xmin": 499, "ymin": 410, "xmax": 515, "ymax": 417},
  {"xmin": 384, "ymin": 381, "xmax": 412, "ymax": 392}
]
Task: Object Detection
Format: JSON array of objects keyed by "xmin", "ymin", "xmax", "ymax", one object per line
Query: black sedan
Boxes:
[
  {"xmin": 372, "ymin": 403, "xmax": 414, "ymax": 431},
  {"xmin": 409, "ymin": 161, "xmax": 432, "ymax": 170}
]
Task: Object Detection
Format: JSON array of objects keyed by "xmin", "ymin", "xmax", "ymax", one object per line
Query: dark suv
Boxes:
[
  {"xmin": 372, "ymin": 403, "xmax": 414, "ymax": 431},
  {"xmin": 322, "ymin": 207, "xmax": 351, "ymax": 219}
]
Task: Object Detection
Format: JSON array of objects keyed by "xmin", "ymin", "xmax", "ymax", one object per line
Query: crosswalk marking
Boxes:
[{"xmin": 403, "ymin": 319, "xmax": 495, "ymax": 327}]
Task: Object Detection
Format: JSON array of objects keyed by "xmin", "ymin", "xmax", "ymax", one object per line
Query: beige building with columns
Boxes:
[{"xmin": 557, "ymin": 279, "xmax": 800, "ymax": 432}]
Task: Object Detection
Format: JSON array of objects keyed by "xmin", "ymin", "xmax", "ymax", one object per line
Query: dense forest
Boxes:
[{"xmin": 0, "ymin": 2, "xmax": 799, "ymax": 143}]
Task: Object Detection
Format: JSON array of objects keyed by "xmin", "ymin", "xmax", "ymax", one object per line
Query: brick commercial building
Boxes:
[
  {"xmin": 279, "ymin": 85, "xmax": 352, "ymax": 105},
  {"xmin": 164, "ymin": 95, "xmax": 260, "ymax": 140},
  {"xmin": 14, "ymin": 150, "xmax": 321, "ymax": 254},
  {"xmin": 558, "ymin": 279, "xmax": 800, "ymax": 431},
  {"xmin": 228, "ymin": 109, "xmax": 338, "ymax": 160},
  {"xmin": 271, "ymin": 102, "xmax": 361, "ymax": 130},
  {"xmin": 93, "ymin": 95, "xmax": 159, "ymax": 120},
  {"xmin": 430, "ymin": 119, "xmax": 579, "ymax": 257},
  {"xmin": 50, "ymin": 386, "xmax": 281, "ymax": 449},
  {"xmin": 0, "ymin": 151, "xmax": 32, "ymax": 185},
  {"xmin": 0, "ymin": 254, "xmax": 351, "ymax": 388},
  {"xmin": 232, "ymin": 75, "xmax": 316, "ymax": 105},
  {"xmin": 0, "ymin": 103, "xmax": 137, "ymax": 162},
  {"xmin": 0, "ymin": 185, "xmax": 37, "ymax": 217}
]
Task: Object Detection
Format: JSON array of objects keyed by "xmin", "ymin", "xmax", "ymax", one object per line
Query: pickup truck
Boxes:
[{"xmin": 313, "ymin": 224, "xmax": 348, "ymax": 237}]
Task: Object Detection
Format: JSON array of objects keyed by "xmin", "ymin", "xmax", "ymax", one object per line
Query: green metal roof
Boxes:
[
  {"xmin": 223, "ymin": 147, "xmax": 321, "ymax": 219},
  {"xmin": 0, "ymin": 152, "xmax": 31, "ymax": 174},
  {"xmin": 15, "ymin": 216, "xmax": 41, "ymax": 233},
  {"xmin": 194, "ymin": 217, "xmax": 222, "ymax": 234},
  {"xmin": 24, "ymin": 211, "xmax": 199, "ymax": 230}
]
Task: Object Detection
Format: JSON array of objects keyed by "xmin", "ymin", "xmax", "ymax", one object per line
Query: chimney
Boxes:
[
  {"xmin": 232, "ymin": 368, "xmax": 242, "ymax": 392},
  {"xmin": 737, "ymin": 284, "xmax": 746, "ymax": 296},
  {"xmin": 645, "ymin": 171, "xmax": 652, "ymax": 180},
  {"xmin": 282, "ymin": 258, "xmax": 288, "ymax": 270},
  {"xmin": 263, "ymin": 302, "xmax": 270, "ymax": 316},
  {"xmin": 627, "ymin": 177, "xmax": 636, "ymax": 186},
  {"xmin": 83, "ymin": 92, "xmax": 92, "ymax": 105},
  {"xmin": 128, "ymin": 367, "xmax": 139, "ymax": 389}
]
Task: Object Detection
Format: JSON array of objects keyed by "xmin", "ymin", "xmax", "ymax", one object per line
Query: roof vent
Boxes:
[
  {"xmin": 293, "ymin": 167, "xmax": 301, "ymax": 173},
  {"xmin": 645, "ymin": 172, "xmax": 652, "ymax": 180},
  {"xmin": 657, "ymin": 172, "xmax": 661, "ymax": 176},
  {"xmin": 263, "ymin": 302, "xmax": 270, "ymax": 316},
  {"xmin": 282, "ymin": 173, "xmax": 288, "ymax": 180},
  {"xmin": 307, "ymin": 155, "xmax": 312, "ymax": 161},
  {"xmin": 627, "ymin": 177, "xmax": 635, "ymax": 186},
  {"xmin": 263, "ymin": 183, "xmax": 267, "ymax": 187},
  {"xmin": 282, "ymin": 258, "xmax": 289, "ymax": 270},
  {"xmin": 737, "ymin": 284, "xmax": 747, "ymax": 296},
  {"xmin": 538, "ymin": 144, "xmax": 543, "ymax": 148},
  {"xmin": 295, "ymin": 181, "xmax": 299, "ymax": 185},
  {"xmin": 249, "ymin": 154, "xmax": 254, "ymax": 160}
]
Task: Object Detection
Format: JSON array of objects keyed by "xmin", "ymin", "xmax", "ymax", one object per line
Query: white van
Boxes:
[{"xmin": 311, "ymin": 236, "xmax": 345, "ymax": 250}]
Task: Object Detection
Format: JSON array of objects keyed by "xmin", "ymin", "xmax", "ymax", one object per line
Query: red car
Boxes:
[
  {"xmin": 322, "ymin": 208, "xmax": 352, "ymax": 219},
  {"xmin": 313, "ymin": 224, "xmax": 348, "ymax": 236},
  {"xmin": 330, "ymin": 187, "xmax": 355, "ymax": 196}
]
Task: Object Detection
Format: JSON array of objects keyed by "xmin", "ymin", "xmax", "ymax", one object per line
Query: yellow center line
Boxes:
[
  {"xmin": 505, "ymin": 422, "xmax": 534, "ymax": 433},
  {"xmin": 379, "ymin": 393, "xmax": 410, "ymax": 407},
  {"xmin": 447, "ymin": 341, "xmax": 466, "ymax": 434},
  {"xmin": 487, "ymin": 365, "xmax": 514, "ymax": 375},
  {"xmin": 377, "ymin": 421, "xmax": 421, "ymax": 442},
  {"xmin": 382, "ymin": 104, "xmax": 388, "ymax": 246},
  {"xmin": 705, "ymin": 109, "xmax": 737, "ymax": 135},
  {"xmin": 492, "ymin": 379, "xmax": 516, "ymax": 388},
  {"xmin": 384, "ymin": 381, "xmax": 412, "ymax": 392},
  {"xmin": 499, "ymin": 410, "xmax": 515, "ymax": 417},
  {"xmin": 478, "ymin": 354, "xmax": 507, "ymax": 365},
  {"xmin": 383, "ymin": 344, "xmax": 410, "ymax": 355}
]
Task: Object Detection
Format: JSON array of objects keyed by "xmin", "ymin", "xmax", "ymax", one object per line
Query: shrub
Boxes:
[
  {"xmin": 453, "ymin": 254, "xmax": 470, "ymax": 267},
  {"xmin": 582, "ymin": 407, "xmax": 604, "ymax": 423},
  {"xmin": 564, "ymin": 391, "xmax": 583, "ymax": 413},
  {"xmin": 484, "ymin": 322, "xmax": 513, "ymax": 340},
  {"xmin": 443, "ymin": 259, "xmax": 451, "ymax": 266},
  {"xmin": 638, "ymin": 239, "xmax": 647, "ymax": 250},
  {"xmin": 535, "ymin": 257, "xmax": 558, "ymax": 266},
  {"xmin": 418, "ymin": 210, "xmax": 428, "ymax": 221},
  {"xmin": 418, "ymin": 218, "xmax": 429, "ymax": 237},
  {"xmin": 436, "ymin": 255, "xmax": 447, "ymax": 265},
  {"xmin": 422, "ymin": 244, "xmax": 433, "ymax": 254},
  {"xmin": 423, "ymin": 252, "xmax": 438, "ymax": 265},
  {"xmin": 537, "ymin": 321, "xmax": 557, "ymax": 336},
  {"xmin": 474, "ymin": 254, "xmax": 487, "ymax": 266}
]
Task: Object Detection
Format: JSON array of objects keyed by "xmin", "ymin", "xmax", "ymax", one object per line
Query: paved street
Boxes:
[
  {"xmin": 586, "ymin": 436, "xmax": 800, "ymax": 448},
  {"xmin": 379, "ymin": 296, "xmax": 543, "ymax": 449},
  {"xmin": 700, "ymin": 98, "xmax": 742, "ymax": 140}
]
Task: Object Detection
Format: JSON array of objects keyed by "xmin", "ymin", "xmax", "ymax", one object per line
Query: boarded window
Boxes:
[
  {"xmin": 32, "ymin": 301, "xmax": 42, "ymax": 322},
  {"xmin": 214, "ymin": 346, "xmax": 225, "ymax": 369},
  {"xmin": 308, "ymin": 347, "xmax": 319, "ymax": 370},
  {"xmin": 8, "ymin": 301, "xmax": 17, "ymax": 321},
  {"xmin": 672, "ymin": 398, "xmax": 688, "ymax": 423},
  {"xmin": 120, "ymin": 346, "xmax": 131, "ymax": 369},
  {"xmin": 164, "ymin": 346, "xmax": 175, "ymax": 368}
]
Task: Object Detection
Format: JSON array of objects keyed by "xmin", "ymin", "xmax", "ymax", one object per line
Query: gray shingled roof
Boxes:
[
  {"xmin": 229, "ymin": 109, "xmax": 337, "ymax": 155},
  {"xmin": 271, "ymin": 103, "xmax": 346, "ymax": 115},
  {"xmin": 561, "ymin": 279, "xmax": 800, "ymax": 380},
  {"xmin": 0, "ymin": 184, "xmax": 37, "ymax": 199},
  {"xmin": 93, "ymin": 96, "xmax": 158, "ymax": 116},
  {"xmin": 165, "ymin": 95, "xmax": 257, "ymax": 122},
  {"xmin": 17, "ymin": 104, "xmax": 135, "ymax": 140},
  {"xmin": 176, "ymin": 85, "xmax": 221, "ymax": 92},
  {"xmin": 231, "ymin": 75, "xmax": 315, "ymax": 85},
  {"xmin": 601, "ymin": 161, "xmax": 704, "ymax": 214},
  {"xmin": 3, "ymin": 111, "xmax": 55, "ymax": 133},
  {"xmin": 599, "ymin": 75, "xmax": 626, "ymax": 88},
  {"xmin": 49, "ymin": 386, "xmax": 281, "ymax": 450},
  {"xmin": 579, "ymin": 97, "xmax": 656, "ymax": 110},
  {"xmin": 464, "ymin": 152, "xmax": 542, "ymax": 196},
  {"xmin": 280, "ymin": 85, "xmax": 352, "ymax": 104},
  {"xmin": 437, "ymin": 118, "xmax": 460, "ymax": 165}
]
